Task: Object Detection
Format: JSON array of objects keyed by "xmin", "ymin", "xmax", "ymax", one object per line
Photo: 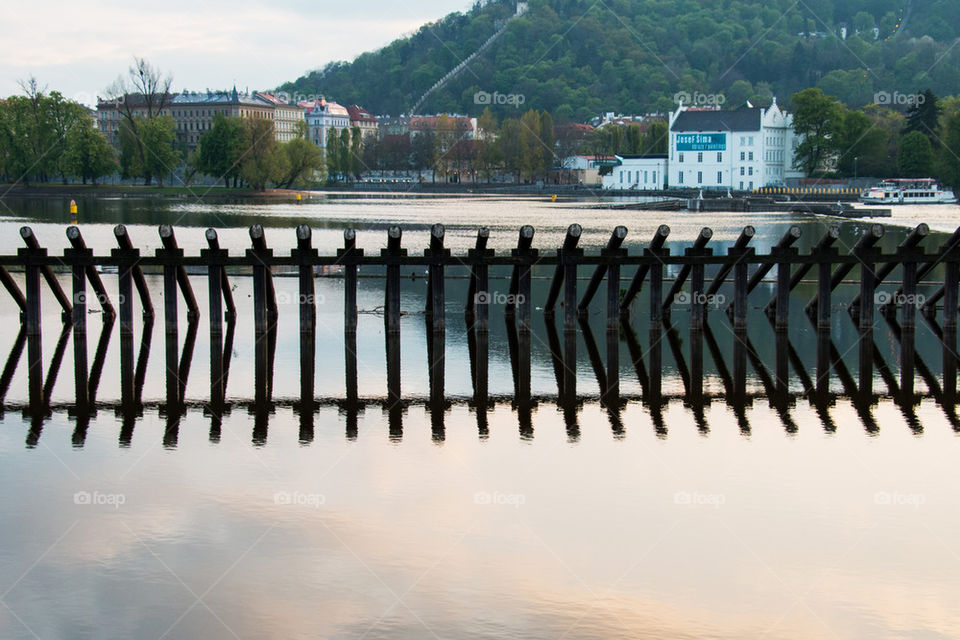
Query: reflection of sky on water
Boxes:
[
  {"xmin": 1, "ymin": 196, "xmax": 959, "ymax": 639},
  {"xmin": 1, "ymin": 403, "xmax": 959, "ymax": 639}
]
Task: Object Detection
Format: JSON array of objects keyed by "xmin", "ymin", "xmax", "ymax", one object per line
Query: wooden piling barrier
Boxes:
[
  {"xmin": 764, "ymin": 225, "xmax": 840, "ymax": 320},
  {"xmin": 20, "ymin": 227, "xmax": 72, "ymax": 322},
  {"xmin": 850, "ymin": 223, "xmax": 928, "ymax": 320},
  {"xmin": 620, "ymin": 225, "xmax": 669, "ymax": 313},
  {"xmin": 113, "ymin": 225, "xmax": 154, "ymax": 319},
  {"xmin": 578, "ymin": 225, "xmax": 628, "ymax": 315},
  {"xmin": 805, "ymin": 224, "xmax": 885, "ymax": 321},
  {"xmin": 466, "ymin": 227, "xmax": 491, "ymax": 332},
  {"xmin": 248, "ymin": 225, "xmax": 274, "ymax": 406},
  {"xmin": 663, "ymin": 227, "xmax": 712, "ymax": 317},
  {"xmin": 505, "ymin": 225, "xmax": 535, "ymax": 321},
  {"xmin": 66, "ymin": 226, "xmax": 114, "ymax": 318},
  {"xmin": 544, "ymin": 224, "xmax": 582, "ymax": 319},
  {"xmin": 705, "ymin": 225, "xmax": 754, "ymax": 298}
]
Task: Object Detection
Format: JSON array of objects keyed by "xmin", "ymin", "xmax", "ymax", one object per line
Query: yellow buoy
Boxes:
[
  {"xmin": 296, "ymin": 193, "xmax": 302, "ymax": 203},
  {"xmin": 69, "ymin": 200, "xmax": 78, "ymax": 215},
  {"xmin": 551, "ymin": 194, "xmax": 557, "ymax": 202}
]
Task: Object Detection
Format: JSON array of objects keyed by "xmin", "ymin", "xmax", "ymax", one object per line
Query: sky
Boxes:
[{"xmin": 1, "ymin": 0, "xmax": 470, "ymax": 105}]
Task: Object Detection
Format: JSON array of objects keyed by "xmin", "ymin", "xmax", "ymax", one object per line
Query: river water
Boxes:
[{"xmin": 0, "ymin": 193, "xmax": 958, "ymax": 639}]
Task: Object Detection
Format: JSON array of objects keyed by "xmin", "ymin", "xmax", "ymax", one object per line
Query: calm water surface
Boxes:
[{"xmin": 0, "ymin": 194, "xmax": 958, "ymax": 639}]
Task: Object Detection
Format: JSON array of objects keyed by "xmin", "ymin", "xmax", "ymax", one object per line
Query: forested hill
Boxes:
[{"xmin": 279, "ymin": 0, "xmax": 960, "ymax": 121}]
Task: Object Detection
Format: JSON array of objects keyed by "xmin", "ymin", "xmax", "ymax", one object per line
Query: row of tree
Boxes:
[
  {"xmin": 0, "ymin": 79, "xmax": 115, "ymax": 185},
  {"xmin": 791, "ymin": 87, "xmax": 960, "ymax": 186}
]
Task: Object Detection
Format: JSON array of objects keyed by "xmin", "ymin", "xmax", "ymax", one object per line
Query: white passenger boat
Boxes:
[{"xmin": 860, "ymin": 178, "xmax": 958, "ymax": 204}]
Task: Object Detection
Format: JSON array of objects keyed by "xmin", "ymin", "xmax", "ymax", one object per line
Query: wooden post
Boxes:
[
  {"xmin": 505, "ymin": 225, "xmax": 534, "ymax": 318},
  {"xmin": 426, "ymin": 223, "xmax": 446, "ymax": 331},
  {"xmin": 249, "ymin": 225, "xmax": 272, "ymax": 407},
  {"xmin": 817, "ymin": 258, "xmax": 832, "ymax": 331},
  {"xmin": 20, "ymin": 227, "xmax": 72, "ymax": 322},
  {"xmin": 113, "ymin": 225, "xmax": 153, "ymax": 319},
  {"xmin": 162, "ymin": 245, "xmax": 179, "ymax": 413},
  {"xmin": 203, "ymin": 229, "xmax": 226, "ymax": 408},
  {"xmin": 0, "ymin": 266, "xmax": 26, "ymax": 321},
  {"xmin": 663, "ymin": 227, "xmax": 712, "ymax": 316},
  {"xmin": 339, "ymin": 229, "xmax": 360, "ymax": 334},
  {"xmin": 621, "ymin": 225, "xmax": 670, "ymax": 313},
  {"xmin": 467, "ymin": 228, "xmax": 492, "ymax": 333},
  {"xmin": 851, "ymin": 223, "xmax": 928, "ymax": 320},
  {"xmin": 705, "ymin": 225, "xmax": 754, "ymax": 299},
  {"xmin": 766, "ymin": 226, "xmax": 838, "ymax": 318},
  {"xmin": 578, "ymin": 226, "xmax": 627, "ymax": 315},
  {"xmin": 563, "ymin": 225, "xmax": 583, "ymax": 331},
  {"xmin": 67, "ymin": 226, "xmax": 114, "ymax": 318},
  {"xmin": 806, "ymin": 223, "xmax": 884, "ymax": 319},
  {"xmin": 690, "ymin": 249, "xmax": 706, "ymax": 331},
  {"xmin": 383, "ymin": 226, "xmax": 403, "ymax": 334},
  {"xmin": 67, "ymin": 246, "xmax": 88, "ymax": 411},
  {"xmin": 544, "ymin": 223, "xmax": 582, "ymax": 319},
  {"xmin": 745, "ymin": 225, "xmax": 801, "ymax": 297},
  {"xmin": 113, "ymin": 228, "xmax": 136, "ymax": 409}
]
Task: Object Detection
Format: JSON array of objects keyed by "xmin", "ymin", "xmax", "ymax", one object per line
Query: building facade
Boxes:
[
  {"xmin": 668, "ymin": 100, "xmax": 800, "ymax": 190},
  {"xmin": 602, "ymin": 155, "xmax": 668, "ymax": 190},
  {"xmin": 346, "ymin": 105, "xmax": 378, "ymax": 139},
  {"xmin": 258, "ymin": 93, "xmax": 306, "ymax": 142},
  {"xmin": 301, "ymin": 98, "xmax": 350, "ymax": 148}
]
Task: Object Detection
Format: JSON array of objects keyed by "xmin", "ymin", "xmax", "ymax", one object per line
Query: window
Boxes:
[
  {"xmin": 740, "ymin": 181, "xmax": 744, "ymax": 190},
  {"xmin": 679, "ymin": 153, "xmax": 684, "ymax": 163},
  {"xmin": 740, "ymin": 136, "xmax": 746, "ymax": 146},
  {"xmin": 697, "ymin": 152, "xmax": 703, "ymax": 163},
  {"xmin": 749, "ymin": 181, "xmax": 754, "ymax": 189},
  {"xmin": 678, "ymin": 171, "xmax": 684, "ymax": 184},
  {"xmin": 717, "ymin": 172, "xmax": 723, "ymax": 184},
  {"xmin": 749, "ymin": 136, "xmax": 754, "ymax": 145},
  {"xmin": 748, "ymin": 152, "xmax": 754, "ymax": 161},
  {"xmin": 717, "ymin": 152, "xmax": 722, "ymax": 162},
  {"xmin": 740, "ymin": 152, "xmax": 745, "ymax": 161},
  {"xmin": 619, "ymin": 172, "xmax": 623, "ymax": 184},
  {"xmin": 697, "ymin": 171, "xmax": 703, "ymax": 184},
  {"xmin": 740, "ymin": 167, "xmax": 745, "ymax": 176},
  {"xmin": 652, "ymin": 171, "xmax": 657, "ymax": 184},
  {"xmin": 644, "ymin": 171, "xmax": 649, "ymax": 183},
  {"xmin": 748, "ymin": 167, "xmax": 753, "ymax": 176},
  {"xmin": 627, "ymin": 171, "xmax": 631, "ymax": 183}
]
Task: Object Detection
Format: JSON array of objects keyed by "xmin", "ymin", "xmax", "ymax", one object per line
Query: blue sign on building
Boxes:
[{"xmin": 676, "ymin": 133, "xmax": 726, "ymax": 151}]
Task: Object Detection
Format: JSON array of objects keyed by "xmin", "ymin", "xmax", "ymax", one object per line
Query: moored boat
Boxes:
[{"xmin": 860, "ymin": 178, "xmax": 958, "ymax": 204}]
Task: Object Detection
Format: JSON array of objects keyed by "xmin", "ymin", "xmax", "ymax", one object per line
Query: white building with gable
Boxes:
[{"xmin": 668, "ymin": 100, "xmax": 802, "ymax": 190}]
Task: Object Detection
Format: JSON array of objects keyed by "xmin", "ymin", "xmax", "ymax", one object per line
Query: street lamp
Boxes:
[{"xmin": 854, "ymin": 156, "xmax": 859, "ymax": 182}]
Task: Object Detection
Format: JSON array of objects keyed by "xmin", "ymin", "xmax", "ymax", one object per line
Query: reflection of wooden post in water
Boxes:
[
  {"xmin": 775, "ymin": 329, "xmax": 789, "ymax": 397},
  {"xmin": 427, "ymin": 323, "xmax": 446, "ymax": 441},
  {"xmin": 621, "ymin": 225, "xmax": 670, "ymax": 315},
  {"xmin": 690, "ymin": 324, "xmax": 703, "ymax": 403},
  {"xmin": 249, "ymin": 225, "xmax": 274, "ymax": 407},
  {"xmin": 732, "ymin": 328, "xmax": 747, "ymax": 406},
  {"xmin": 816, "ymin": 330, "xmax": 831, "ymax": 398},
  {"xmin": 467, "ymin": 322, "xmax": 489, "ymax": 437},
  {"xmin": 43, "ymin": 322, "xmax": 71, "ymax": 406},
  {"xmin": 386, "ymin": 327, "xmax": 402, "ymax": 440},
  {"xmin": 943, "ymin": 326, "xmax": 958, "ymax": 406},
  {"xmin": 344, "ymin": 329, "xmax": 359, "ymax": 441},
  {"xmin": 647, "ymin": 326, "xmax": 663, "ymax": 409},
  {"xmin": 0, "ymin": 327, "xmax": 26, "ymax": 409}
]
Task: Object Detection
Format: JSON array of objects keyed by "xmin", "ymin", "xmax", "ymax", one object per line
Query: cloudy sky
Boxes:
[{"xmin": 1, "ymin": 0, "xmax": 470, "ymax": 105}]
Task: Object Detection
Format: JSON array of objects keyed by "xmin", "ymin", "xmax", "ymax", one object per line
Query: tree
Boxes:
[
  {"xmin": 903, "ymin": 89, "xmax": 941, "ymax": 145},
  {"xmin": 326, "ymin": 130, "xmax": 342, "ymax": 181},
  {"xmin": 349, "ymin": 126, "xmax": 363, "ymax": 179},
  {"xmin": 104, "ymin": 58, "xmax": 173, "ymax": 185},
  {"xmin": 791, "ymin": 88, "xmax": 843, "ymax": 175},
  {"xmin": 937, "ymin": 113, "xmax": 960, "ymax": 189},
  {"xmin": 498, "ymin": 118, "xmax": 524, "ymax": 183},
  {"xmin": 834, "ymin": 109, "xmax": 888, "ymax": 177},
  {"xmin": 194, "ymin": 114, "xmax": 245, "ymax": 187},
  {"xmin": 119, "ymin": 116, "xmax": 179, "ymax": 185},
  {"xmin": 240, "ymin": 118, "xmax": 285, "ymax": 190},
  {"xmin": 897, "ymin": 130, "xmax": 933, "ymax": 177},
  {"xmin": 62, "ymin": 120, "xmax": 115, "ymax": 184},
  {"xmin": 410, "ymin": 129, "xmax": 435, "ymax": 180},
  {"xmin": 278, "ymin": 137, "xmax": 324, "ymax": 188},
  {"xmin": 338, "ymin": 128, "xmax": 352, "ymax": 182},
  {"xmin": 539, "ymin": 110, "xmax": 555, "ymax": 176}
]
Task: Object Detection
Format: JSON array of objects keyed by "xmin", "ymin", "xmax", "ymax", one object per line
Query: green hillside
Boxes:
[{"xmin": 280, "ymin": 0, "xmax": 960, "ymax": 120}]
